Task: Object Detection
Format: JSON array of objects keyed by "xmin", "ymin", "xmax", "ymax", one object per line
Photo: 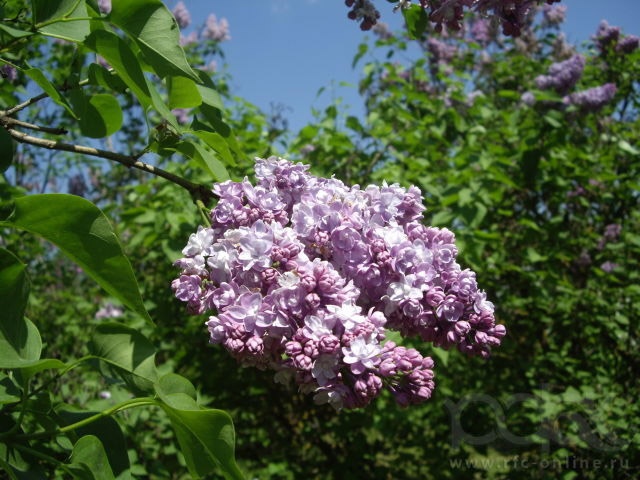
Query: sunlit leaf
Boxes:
[
  {"xmin": 0, "ymin": 194, "xmax": 152, "ymax": 323},
  {"xmin": 90, "ymin": 322, "xmax": 157, "ymax": 394},
  {"xmin": 155, "ymin": 374, "xmax": 244, "ymax": 480},
  {"xmin": 110, "ymin": 0, "xmax": 199, "ymax": 81}
]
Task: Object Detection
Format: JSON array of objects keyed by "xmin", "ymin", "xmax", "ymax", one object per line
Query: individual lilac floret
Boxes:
[
  {"xmin": 535, "ymin": 54, "xmax": 585, "ymax": 95},
  {"xmin": 97, "ymin": 0, "xmax": 111, "ymax": 14},
  {"xmin": 564, "ymin": 83, "xmax": 617, "ymax": 112},
  {"xmin": 173, "ymin": 157, "xmax": 504, "ymax": 409}
]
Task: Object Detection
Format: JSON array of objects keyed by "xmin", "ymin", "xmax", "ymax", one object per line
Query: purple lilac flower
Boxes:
[
  {"xmin": 172, "ymin": 1, "xmax": 191, "ymax": 29},
  {"xmin": 372, "ymin": 22, "xmax": 393, "ymax": 40},
  {"xmin": 173, "ymin": 157, "xmax": 504, "ymax": 409},
  {"xmin": 427, "ymin": 38, "xmax": 458, "ymax": 66},
  {"xmin": 172, "ymin": 108, "xmax": 191, "ymax": 124},
  {"xmin": 600, "ymin": 261, "xmax": 618, "ymax": 273},
  {"xmin": 1, "ymin": 64, "xmax": 17, "ymax": 82},
  {"xmin": 469, "ymin": 18, "xmax": 491, "ymax": 46},
  {"xmin": 541, "ymin": 4, "xmax": 566, "ymax": 26},
  {"xmin": 535, "ymin": 54, "xmax": 585, "ymax": 95},
  {"xmin": 597, "ymin": 223, "xmax": 622, "ymax": 250},
  {"xmin": 202, "ymin": 14, "xmax": 231, "ymax": 42},
  {"xmin": 593, "ymin": 20, "xmax": 620, "ymax": 51},
  {"xmin": 97, "ymin": 0, "xmax": 111, "ymax": 14},
  {"xmin": 180, "ymin": 31, "xmax": 198, "ymax": 46},
  {"xmin": 95, "ymin": 303, "xmax": 124, "ymax": 319},
  {"xmin": 617, "ymin": 35, "xmax": 639, "ymax": 54},
  {"xmin": 564, "ymin": 83, "xmax": 616, "ymax": 112},
  {"xmin": 68, "ymin": 173, "xmax": 87, "ymax": 197},
  {"xmin": 521, "ymin": 91, "xmax": 535, "ymax": 106},
  {"xmin": 345, "ymin": 0, "xmax": 380, "ymax": 31}
]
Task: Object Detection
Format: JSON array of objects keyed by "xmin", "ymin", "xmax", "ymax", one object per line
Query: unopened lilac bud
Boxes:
[
  {"xmin": 246, "ymin": 337, "xmax": 264, "ymax": 355},
  {"xmin": 285, "ymin": 341, "xmax": 302, "ymax": 356},
  {"xmin": 454, "ymin": 321, "xmax": 471, "ymax": 336}
]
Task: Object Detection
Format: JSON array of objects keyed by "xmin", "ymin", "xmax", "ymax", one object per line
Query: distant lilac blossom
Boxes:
[
  {"xmin": 593, "ymin": 20, "xmax": 620, "ymax": 51},
  {"xmin": 95, "ymin": 303, "xmax": 124, "ymax": 319},
  {"xmin": 1, "ymin": 64, "xmax": 17, "ymax": 82},
  {"xmin": 535, "ymin": 54, "xmax": 585, "ymax": 95},
  {"xmin": 617, "ymin": 35, "xmax": 639, "ymax": 54},
  {"xmin": 173, "ymin": 157, "xmax": 504, "ymax": 409},
  {"xmin": 470, "ymin": 18, "xmax": 491, "ymax": 46},
  {"xmin": 172, "ymin": 108, "xmax": 191, "ymax": 125},
  {"xmin": 600, "ymin": 261, "xmax": 618, "ymax": 273},
  {"xmin": 203, "ymin": 14, "xmax": 230, "ymax": 42},
  {"xmin": 564, "ymin": 83, "xmax": 617, "ymax": 112},
  {"xmin": 97, "ymin": 0, "xmax": 111, "ymax": 14},
  {"xmin": 172, "ymin": 1, "xmax": 191, "ymax": 29},
  {"xmin": 541, "ymin": 4, "xmax": 566, "ymax": 26},
  {"xmin": 180, "ymin": 31, "xmax": 198, "ymax": 46},
  {"xmin": 345, "ymin": 0, "xmax": 381, "ymax": 31}
]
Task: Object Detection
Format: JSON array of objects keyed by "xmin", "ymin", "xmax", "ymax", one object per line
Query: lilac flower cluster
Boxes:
[
  {"xmin": 593, "ymin": 21, "xmax": 639, "ymax": 55},
  {"xmin": 346, "ymin": 1, "xmax": 560, "ymax": 37},
  {"xmin": 541, "ymin": 3, "xmax": 566, "ymax": 26},
  {"xmin": 173, "ymin": 159, "xmax": 504, "ymax": 409},
  {"xmin": 534, "ymin": 54, "xmax": 585, "ymax": 95},
  {"xmin": 202, "ymin": 14, "xmax": 231, "ymax": 42},
  {"xmin": 564, "ymin": 83, "xmax": 617, "ymax": 112},
  {"xmin": 345, "ymin": 0, "xmax": 381, "ymax": 31},
  {"xmin": 172, "ymin": 1, "xmax": 191, "ymax": 29}
]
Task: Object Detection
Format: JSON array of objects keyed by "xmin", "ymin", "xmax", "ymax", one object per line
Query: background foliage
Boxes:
[{"xmin": 1, "ymin": 1, "xmax": 638, "ymax": 479}]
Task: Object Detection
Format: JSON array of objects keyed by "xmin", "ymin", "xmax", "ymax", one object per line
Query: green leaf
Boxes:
[
  {"xmin": 0, "ymin": 194, "xmax": 152, "ymax": 324},
  {"xmin": 68, "ymin": 435, "xmax": 116, "ymax": 480},
  {"xmin": 24, "ymin": 68, "xmax": 78, "ymax": 118},
  {"xmin": 0, "ymin": 23, "xmax": 33, "ymax": 40},
  {"xmin": 84, "ymin": 30, "xmax": 152, "ymax": 109},
  {"xmin": 0, "ymin": 248, "xmax": 42, "ymax": 368},
  {"xmin": 33, "ymin": 0, "xmax": 90, "ymax": 42},
  {"xmin": 0, "ymin": 372, "xmax": 21, "ymax": 405},
  {"xmin": 18, "ymin": 358, "xmax": 67, "ymax": 382},
  {"xmin": 57, "ymin": 406, "xmax": 130, "ymax": 478},
  {"xmin": 0, "ymin": 127, "xmax": 15, "ymax": 173},
  {"xmin": 155, "ymin": 374, "xmax": 244, "ymax": 480},
  {"xmin": 174, "ymin": 140, "xmax": 230, "ymax": 182},
  {"xmin": 110, "ymin": 0, "xmax": 199, "ymax": 81},
  {"xmin": 402, "ymin": 5, "xmax": 428, "ymax": 40},
  {"xmin": 0, "ymin": 434, "xmax": 47, "ymax": 479},
  {"xmin": 193, "ymin": 130, "xmax": 236, "ymax": 168},
  {"xmin": 69, "ymin": 90, "xmax": 124, "ymax": 138},
  {"xmin": 618, "ymin": 139, "xmax": 639, "ymax": 155},
  {"xmin": 168, "ymin": 76, "xmax": 202, "ymax": 109},
  {"xmin": 87, "ymin": 64, "xmax": 128, "ymax": 93},
  {"xmin": 352, "ymin": 43, "xmax": 368, "ymax": 69},
  {"xmin": 90, "ymin": 322, "xmax": 157, "ymax": 394}
]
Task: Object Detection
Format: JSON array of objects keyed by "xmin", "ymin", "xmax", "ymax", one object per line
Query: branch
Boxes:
[
  {"xmin": 0, "ymin": 115, "xmax": 67, "ymax": 134},
  {"xmin": 2, "ymin": 92, "xmax": 49, "ymax": 116},
  {"xmin": 2, "ymin": 125, "xmax": 215, "ymax": 204}
]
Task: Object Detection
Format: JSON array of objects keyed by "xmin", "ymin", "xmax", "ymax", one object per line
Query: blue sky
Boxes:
[{"xmin": 172, "ymin": 1, "xmax": 640, "ymax": 133}]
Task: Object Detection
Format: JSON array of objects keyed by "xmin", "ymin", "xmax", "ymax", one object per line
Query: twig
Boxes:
[
  {"xmin": 2, "ymin": 92, "xmax": 49, "ymax": 116},
  {"xmin": 0, "ymin": 115, "xmax": 67, "ymax": 134},
  {"xmin": 2, "ymin": 126, "xmax": 215, "ymax": 204}
]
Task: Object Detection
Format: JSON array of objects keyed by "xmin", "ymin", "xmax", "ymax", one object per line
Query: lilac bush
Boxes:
[
  {"xmin": 172, "ymin": 158, "xmax": 505, "ymax": 409},
  {"xmin": 345, "ymin": 0, "xmax": 562, "ymax": 36}
]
